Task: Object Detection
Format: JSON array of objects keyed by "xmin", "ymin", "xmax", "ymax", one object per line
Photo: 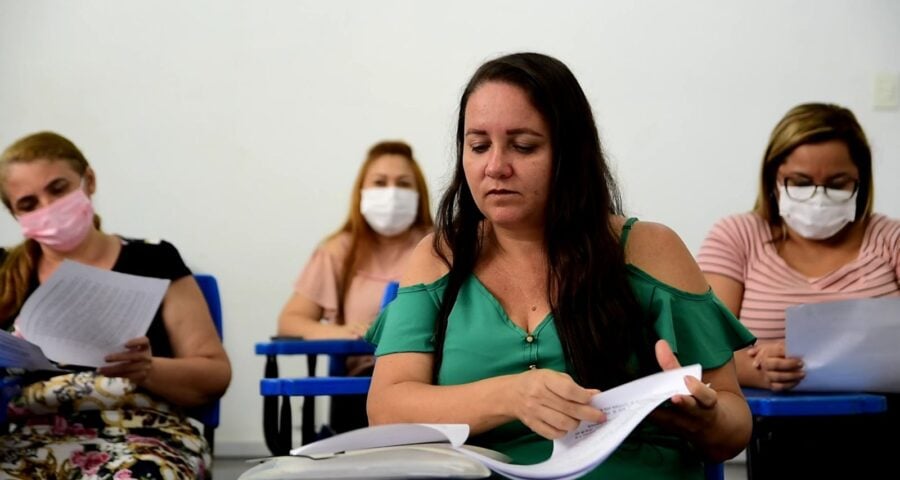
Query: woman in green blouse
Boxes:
[{"xmin": 366, "ymin": 52, "xmax": 754, "ymax": 479}]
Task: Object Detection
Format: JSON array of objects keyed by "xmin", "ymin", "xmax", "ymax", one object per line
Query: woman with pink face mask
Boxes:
[
  {"xmin": 277, "ymin": 140, "xmax": 433, "ymax": 433},
  {"xmin": 0, "ymin": 132, "xmax": 231, "ymax": 479}
]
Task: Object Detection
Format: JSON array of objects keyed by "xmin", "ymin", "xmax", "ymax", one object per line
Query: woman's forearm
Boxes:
[
  {"xmin": 140, "ymin": 356, "xmax": 231, "ymax": 407},
  {"xmin": 735, "ymin": 349, "xmax": 770, "ymax": 389},
  {"xmin": 689, "ymin": 390, "xmax": 753, "ymax": 462},
  {"xmin": 277, "ymin": 314, "xmax": 357, "ymax": 339},
  {"xmin": 368, "ymin": 376, "xmax": 518, "ymax": 434}
]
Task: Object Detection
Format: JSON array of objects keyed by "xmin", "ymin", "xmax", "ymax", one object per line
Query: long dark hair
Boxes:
[{"xmin": 433, "ymin": 52, "xmax": 657, "ymax": 389}]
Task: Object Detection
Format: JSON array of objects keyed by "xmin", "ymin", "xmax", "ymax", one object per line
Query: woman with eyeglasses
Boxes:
[{"xmin": 697, "ymin": 103, "xmax": 899, "ymax": 393}]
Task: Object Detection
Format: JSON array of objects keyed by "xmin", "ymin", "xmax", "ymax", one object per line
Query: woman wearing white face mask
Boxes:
[
  {"xmin": 0, "ymin": 132, "xmax": 231, "ymax": 479},
  {"xmin": 697, "ymin": 103, "xmax": 900, "ymax": 392},
  {"xmin": 277, "ymin": 140, "xmax": 433, "ymax": 432}
]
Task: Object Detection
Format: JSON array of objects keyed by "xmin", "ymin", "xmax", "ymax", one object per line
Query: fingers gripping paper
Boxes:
[
  {"xmin": 240, "ymin": 365, "xmax": 700, "ymax": 480},
  {"xmin": 12, "ymin": 260, "xmax": 169, "ymax": 368}
]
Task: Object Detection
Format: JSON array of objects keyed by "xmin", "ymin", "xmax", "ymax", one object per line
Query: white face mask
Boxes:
[
  {"xmin": 360, "ymin": 187, "xmax": 419, "ymax": 237},
  {"xmin": 778, "ymin": 185, "xmax": 857, "ymax": 240}
]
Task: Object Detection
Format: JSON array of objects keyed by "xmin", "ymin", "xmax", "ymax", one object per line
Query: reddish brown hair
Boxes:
[{"xmin": 329, "ymin": 140, "xmax": 433, "ymax": 319}]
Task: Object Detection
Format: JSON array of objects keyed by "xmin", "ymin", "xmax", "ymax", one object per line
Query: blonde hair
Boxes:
[
  {"xmin": 753, "ymin": 103, "xmax": 874, "ymax": 226},
  {"xmin": 0, "ymin": 131, "xmax": 94, "ymax": 325},
  {"xmin": 330, "ymin": 140, "xmax": 433, "ymax": 320}
]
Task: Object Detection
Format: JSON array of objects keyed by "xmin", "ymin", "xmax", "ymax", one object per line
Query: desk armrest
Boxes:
[
  {"xmin": 255, "ymin": 339, "xmax": 375, "ymax": 356},
  {"xmin": 743, "ymin": 388, "xmax": 888, "ymax": 416},
  {"xmin": 260, "ymin": 377, "xmax": 372, "ymax": 396}
]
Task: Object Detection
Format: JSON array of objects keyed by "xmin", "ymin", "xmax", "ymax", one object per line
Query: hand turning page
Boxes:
[{"xmin": 240, "ymin": 364, "xmax": 701, "ymax": 480}]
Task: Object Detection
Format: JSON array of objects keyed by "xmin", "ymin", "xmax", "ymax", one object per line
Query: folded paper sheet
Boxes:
[{"xmin": 787, "ymin": 297, "xmax": 900, "ymax": 393}]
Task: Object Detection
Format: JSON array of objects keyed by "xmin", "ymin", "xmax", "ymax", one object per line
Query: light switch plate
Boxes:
[{"xmin": 873, "ymin": 72, "xmax": 900, "ymax": 110}]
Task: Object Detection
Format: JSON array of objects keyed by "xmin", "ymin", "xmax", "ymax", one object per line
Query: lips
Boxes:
[{"xmin": 487, "ymin": 188, "xmax": 517, "ymax": 196}]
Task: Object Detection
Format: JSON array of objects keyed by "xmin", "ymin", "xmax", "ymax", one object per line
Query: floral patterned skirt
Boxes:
[{"xmin": 1, "ymin": 372, "xmax": 210, "ymax": 480}]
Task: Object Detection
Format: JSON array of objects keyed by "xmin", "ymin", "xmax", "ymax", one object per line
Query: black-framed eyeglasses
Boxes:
[{"xmin": 781, "ymin": 177, "xmax": 859, "ymax": 203}]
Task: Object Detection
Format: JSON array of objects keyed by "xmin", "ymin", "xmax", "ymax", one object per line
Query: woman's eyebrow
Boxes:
[{"xmin": 506, "ymin": 128, "xmax": 544, "ymax": 137}]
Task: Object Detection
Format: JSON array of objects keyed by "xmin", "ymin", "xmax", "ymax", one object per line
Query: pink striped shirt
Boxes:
[{"xmin": 697, "ymin": 213, "xmax": 900, "ymax": 341}]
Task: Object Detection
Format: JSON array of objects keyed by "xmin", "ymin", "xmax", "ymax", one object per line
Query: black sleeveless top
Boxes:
[{"xmin": 0, "ymin": 238, "xmax": 191, "ymax": 358}]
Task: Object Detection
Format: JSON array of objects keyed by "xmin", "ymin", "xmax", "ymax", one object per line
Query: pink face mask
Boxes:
[{"xmin": 17, "ymin": 186, "xmax": 95, "ymax": 252}]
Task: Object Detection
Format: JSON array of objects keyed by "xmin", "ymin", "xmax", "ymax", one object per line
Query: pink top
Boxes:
[
  {"xmin": 697, "ymin": 213, "xmax": 900, "ymax": 341},
  {"xmin": 294, "ymin": 230, "xmax": 425, "ymax": 327}
]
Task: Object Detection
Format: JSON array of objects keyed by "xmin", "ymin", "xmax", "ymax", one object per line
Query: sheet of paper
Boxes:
[
  {"xmin": 786, "ymin": 297, "xmax": 900, "ymax": 393},
  {"xmin": 290, "ymin": 423, "xmax": 470, "ymax": 456},
  {"xmin": 0, "ymin": 329, "xmax": 65, "ymax": 371},
  {"xmin": 244, "ymin": 445, "xmax": 492, "ymax": 479},
  {"xmin": 15, "ymin": 260, "xmax": 170, "ymax": 367},
  {"xmin": 458, "ymin": 364, "xmax": 700, "ymax": 480}
]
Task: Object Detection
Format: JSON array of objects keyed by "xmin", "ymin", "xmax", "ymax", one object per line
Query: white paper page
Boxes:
[
  {"xmin": 458, "ymin": 364, "xmax": 700, "ymax": 480},
  {"xmin": 242, "ymin": 446, "xmax": 492, "ymax": 480},
  {"xmin": 0, "ymin": 329, "xmax": 65, "ymax": 371},
  {"xmin": 786, "ymin": 298, "xmax": 900, "ymax": 393},
  {"xmin": 15, "ymin": 260, "xmax": 170, "ymax": 367},
  {"xmin": 290, "ymin": 423, "xmax": 470, "ymax": 457}
]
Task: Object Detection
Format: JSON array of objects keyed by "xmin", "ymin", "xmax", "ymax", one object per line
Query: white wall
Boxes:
[{"xmin": 1, "ymin": 0, "xmax": 898, "ymax": 455}]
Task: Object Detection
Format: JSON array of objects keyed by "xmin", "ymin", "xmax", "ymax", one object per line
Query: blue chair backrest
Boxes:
[
  {"xmin": 192, "ymin": 274, "xmax": 222, "ymax": 433},
  {"xmin": 379, "ymin": 281, "xmax": 400, "ymax": 311},
  {"xmin": 195, "ymin": 274, "xmax": 223, "ymax": 339}
]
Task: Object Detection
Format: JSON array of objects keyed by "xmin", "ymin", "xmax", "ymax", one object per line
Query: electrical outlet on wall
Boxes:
[{"xmin": 873, "ymin": 72, "xmax": 900, "ymax": 110}]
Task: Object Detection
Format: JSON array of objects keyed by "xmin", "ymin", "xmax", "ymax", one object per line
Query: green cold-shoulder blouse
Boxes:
[{"xmin": 366, "ymin": 219, "xmax": 755, "ymax": 479}]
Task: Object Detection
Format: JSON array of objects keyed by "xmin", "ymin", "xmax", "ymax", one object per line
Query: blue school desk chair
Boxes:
[
  {"xmin": 742, "ymin": 388, "xmax": 888, "ymax": 479},
  {"xmin": 191, "ymin": 273, "xmax": 224, "ymax": 452},
  {"xmin": 255, "ymin": 282, "xmax": 398, "ymax": 455},
  {"xmin": 1, "ymin": 376, "xmax": 21, "ymax": 428}
]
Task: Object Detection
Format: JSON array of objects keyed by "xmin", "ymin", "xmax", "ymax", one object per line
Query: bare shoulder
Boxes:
[
  {"xmin": 625, "ymin": 220, "xmax": 709, "ymax": 294},
  {"xmin": 401, "ymin": 232, "xmax": 449, "ymax": 287}
]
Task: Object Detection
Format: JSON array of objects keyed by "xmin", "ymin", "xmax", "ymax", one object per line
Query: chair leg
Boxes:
[
  {"xmin": 279, "ymin": 395, "xmax": 292, "ymax": 451},
  {"xmin": 301, "ymin": 354, "xmax": 319, "ymax": 445},
  {"xmin": 205, "ymin": 426, "xmax": 215, "ymax": 455},
  {"xmin": 262, "ymin": 355, "xmax": 293, "ymax": 456}
]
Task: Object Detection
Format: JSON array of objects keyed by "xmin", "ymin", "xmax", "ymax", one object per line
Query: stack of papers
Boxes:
[{"xmin": 239, "ymin": 364, "xmax": 701, "ymax": 480}]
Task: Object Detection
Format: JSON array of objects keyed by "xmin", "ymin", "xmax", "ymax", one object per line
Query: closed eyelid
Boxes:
[
  {"xmin": 14, "ymin": 195, "xmax": 38, "ymax": 211},
  {"xmin": 47, "ymin": 178, "xmax": 71, "ymax": 191},
  {"xmin": 825, "ymin": 174, "xmax": 856, "ymax": 182},
  {"xmin": 783, "ymin": 173, "xmax": 856, "ymax": 184}
]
